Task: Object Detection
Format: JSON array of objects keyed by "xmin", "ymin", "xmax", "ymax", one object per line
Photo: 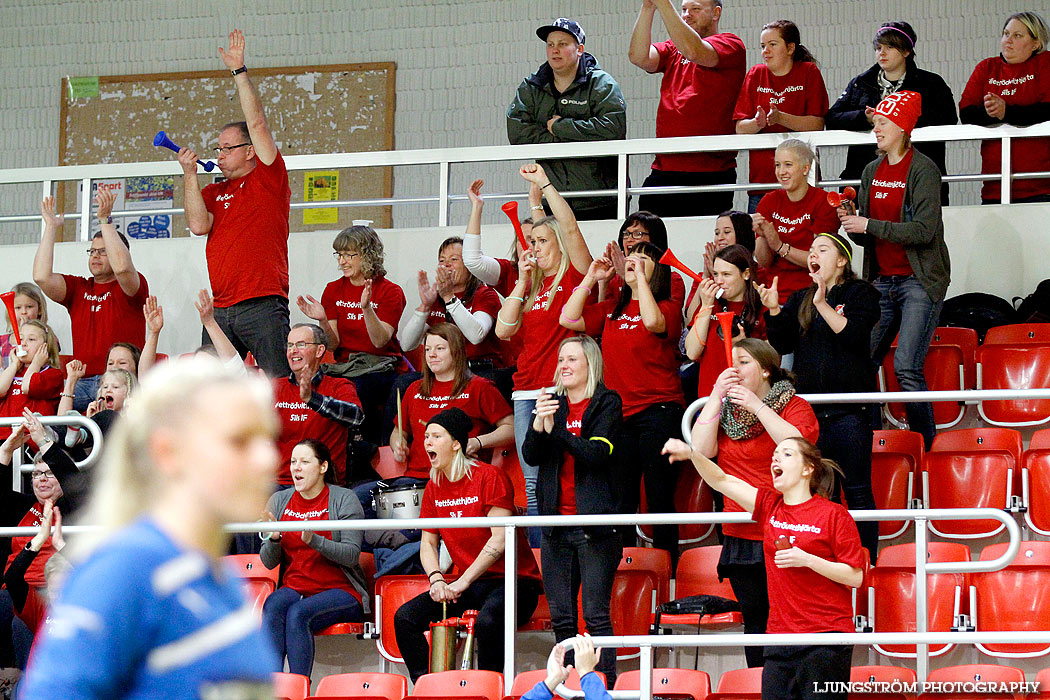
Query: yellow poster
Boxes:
[{"xmin": 304, "ymin": 170, "xmax": 339, "ymax": 224}]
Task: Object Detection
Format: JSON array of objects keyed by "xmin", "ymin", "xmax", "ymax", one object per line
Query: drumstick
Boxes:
[{"xmin": 396, "ymin": 390, "xmax": 404, "ymax": 438}]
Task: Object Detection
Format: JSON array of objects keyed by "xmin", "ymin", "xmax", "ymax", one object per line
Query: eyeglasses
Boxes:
[
  {"xmin": 212, "ymin": 143, "xmax": 251, "ymax": 155},
  {"xmin": 30, "ymin": 470, "xmax": 54, "ymax": 480},
  {"xmin": 333, "ymin": 251, "xmax": 358, "ymax": 261},
  {"xmin": 86, "ymin": 247, "xmax": 108, "ymax": 257},
  {"xmin": 623, "ymin": 230, "xmax": 649, "ymax": 240},
  {"xmin": 286, "ymin": 341, "xmax": 322, "ymax": 351}
]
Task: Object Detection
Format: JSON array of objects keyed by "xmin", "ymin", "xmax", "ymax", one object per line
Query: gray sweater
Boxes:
[
  {"xmin": 850, "ymin": 148, "xmax": 951, "ymax": 302},
  {"xmin": 260, "ymin": 485, "xmax": 370, "ymax": 614}
]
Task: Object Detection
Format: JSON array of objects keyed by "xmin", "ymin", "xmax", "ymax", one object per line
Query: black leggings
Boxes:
[
  {"xmin": 816, "ymin": 407, "xmax": 878, "ymax": 563},
  {"xmin": 762, "ymin": 643, "xmax": 853, "ymax": 699},
  {"xmin": 722, "ymin": 559, "xmax": 769, "ymax": 668}
]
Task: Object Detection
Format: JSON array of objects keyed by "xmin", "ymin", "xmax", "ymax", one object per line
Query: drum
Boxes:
[{"xmin": 372, "ymin": 482, "xmax": 425, "ymax": 519}]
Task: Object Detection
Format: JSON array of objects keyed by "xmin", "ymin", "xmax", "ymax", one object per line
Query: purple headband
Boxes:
[{"xmin": 877, "ymin": 25, "xmax": 915, "ymax": 49}]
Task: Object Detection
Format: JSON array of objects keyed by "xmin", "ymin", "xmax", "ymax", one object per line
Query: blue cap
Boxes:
[{"xmin": 537, "ymin": 18, "xmax": 585, "ymax": 45}]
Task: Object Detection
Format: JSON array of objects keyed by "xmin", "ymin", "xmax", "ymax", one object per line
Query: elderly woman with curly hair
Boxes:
[{"xmin": 298, "ymin": 225, "xmax": 407, "ymax": 449}]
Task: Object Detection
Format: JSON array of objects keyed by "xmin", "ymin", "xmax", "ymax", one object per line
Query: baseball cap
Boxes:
[{"xmin": 537, "ymin": 18, "xmax": 585, "ymax": 45}]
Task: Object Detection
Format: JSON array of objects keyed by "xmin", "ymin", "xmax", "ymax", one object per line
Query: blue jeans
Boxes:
[
  {"xmin": 208, "ymin": 295, "xmax": 290, "ymax": 379},
  {"xmin": 72, "ymin": 374, "xmax": 102, "ymax": 413},
  {"xmin": 870, "ymin": 276, "xmax": 942, "ymax": 450},
  {"xmin": 263, "ymin": 586, "xmax": 363, "ymax": 676},
  {"xmin": 513, "ymin": 398, "xmax": 540, "ymax": 546}
]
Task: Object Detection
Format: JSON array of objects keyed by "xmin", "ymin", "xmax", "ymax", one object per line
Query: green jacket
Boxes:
[{"xmin": 507, "ymin": 53, "xmax": 626, "ymax": 213}]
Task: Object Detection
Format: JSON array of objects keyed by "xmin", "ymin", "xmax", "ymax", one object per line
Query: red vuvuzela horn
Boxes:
[
  {"xmin": 715, "ymin": 311, "xmax": 735, "ymax": 367},
  {"xmin": 827, "ymin": 187, "xmax": 857, "ymax": 214},
  {"xmin": 500, "ymin": 201, "xmax": 530, "ymax": 252},
  {"xmin": 1, "ymin": 291, "xmax": 21, "ymax": 347},
  {"xmin": 658, "ymin": 248, "xmax": 703, "ymax": 283}
]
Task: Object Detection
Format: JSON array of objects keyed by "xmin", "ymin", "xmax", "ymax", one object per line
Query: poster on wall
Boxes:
[
  {"xmin": 304, "ymin": 170, "xmax": 339, "ymax": 225},
  {"xmin": 124, "ymin": 176, "xmax": 174, "ymax": 239}
]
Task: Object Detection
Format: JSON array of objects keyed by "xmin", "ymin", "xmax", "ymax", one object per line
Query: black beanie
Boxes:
[{"xmin": 426, "ymin": 408, "xmax": 472, "ymax": 454}]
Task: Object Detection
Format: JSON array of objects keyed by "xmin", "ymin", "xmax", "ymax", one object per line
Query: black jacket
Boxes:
[
  {"xmin": 521, "ymin": 384, "xmax": 623, "ymax": 535},
  {"xmin": 826, "ymin": 64, "xmax": 956, "ymax": 203},
  {"xmin": 765, "ymin": 278, "xmax": 881, "ymax": 408}
]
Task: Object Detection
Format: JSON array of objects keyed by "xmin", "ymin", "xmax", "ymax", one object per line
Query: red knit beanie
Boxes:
[{"xmin": 875, "ymin": 90, "xmax": 922, "ymax": 135}]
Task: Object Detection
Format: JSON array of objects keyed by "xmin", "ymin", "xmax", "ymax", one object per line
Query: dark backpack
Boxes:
[
  {"xmin": 1014, "ymin": 280, "xmax": 1050, "ymax": 324},
  {"xmin": 939, "ymin": 292, "xmax": 1016, "ymax": 342}
]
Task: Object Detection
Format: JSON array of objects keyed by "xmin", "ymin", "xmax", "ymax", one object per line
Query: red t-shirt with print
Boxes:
[
  {"xmin": 734, "ymin": 61, "xmax": 829, "ymax": 193},
  {"xmin": 424, "ymin": 286, "xmax": 503, "ymax": 364},
  {"xmin": 0, "ymin": 367, "xmax": 62, "ymax": 439},
  {"xmin": 201, "ymin": 152, "xmax": 291, "ymax": 307},
  {"xmin": 557, "ymin": 398, "xmax": 589, "ymax": 515},
  {"xmin": 960, "ymin": 52, "xmax": 1050, "ymax": 201},
  {"xmin": 400, "ymin": 376, "xmax": 511, "ymax": 480},
  {"xmin": 278, "ymin": 486, "xmax": 359, "ymax": 598},
  {"xmin": 60, "ymin": 274, "xmax": 149, "ymax": 376},
  {"xmin": 583, "ymin": 298, "xmax": 683, "ymax": 417},
  {"xmin": 756, "ymin": 187, "xmax": 840, "ymax": 303},
  {"xmin": 716, "ymin": 395, "xmax": 819, "ymax": 541},
  {"xmin": 420, "ymin": 461, "xmax": 541, "ymax": 581},
  {"xmin": 652, "ymin": 34, "xmax": 747, "ymax": 173},
  {"xmin": 512, "ymin": 266, "xmax": 587, "ymax": 392},
  {"xmin": 868, "ymin": 150, "xmax": 915, "ymax": 277},
  {"xmin": 8, "ymin": 504, "xmax": 55, "ymax": 588},
  {"xmin": 753, "ymin": 488, "xmax": 864, "ymax": 633},
  {"xmin": 272, "ymin": 375, "xmax": 361, "ymax": 485},
  {"xmin": 321, "ymin": 276, "xmax": 407, "ymax": 360}
]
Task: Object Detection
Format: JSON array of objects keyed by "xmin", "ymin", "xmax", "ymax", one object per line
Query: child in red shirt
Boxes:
[
  {"xmin": 0, "ymin": 321, "xmax": 62, "ymax": 439},
  {"xmin": 664, "ymin": 435, "xmax": 864, "ymax": 700}
]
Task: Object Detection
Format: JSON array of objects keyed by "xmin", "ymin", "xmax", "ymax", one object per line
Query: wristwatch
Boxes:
[{"xmin": 232, "ymin": 66, "xmax": 248, "ymax": 76}]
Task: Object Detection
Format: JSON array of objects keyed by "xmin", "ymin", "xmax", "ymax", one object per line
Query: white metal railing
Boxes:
[
  {"xmin": 0, "ymin": 414, "xmax": 104, "ymax": 491},
  {"xmin": 1, "ymin": 122, "xmax": 1049, "ymax": 236}
]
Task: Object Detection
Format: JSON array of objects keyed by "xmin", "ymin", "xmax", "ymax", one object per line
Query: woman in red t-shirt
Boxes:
[
  {"xmin": 561, "ymin": 241, "xmax": 684, "ymax": 560},
  {"xmin": 690, "ymin": 337, "xmax": 818, "ymax": 668},
  {"xmin": 684, "ymin": 245, "xmax": 766, "ymax": 401},
  {"xmin": 0, "ymin": 320, "xmax": 62, "ymax": 439},
  {"xmin": 960, "ymin": 11, "xmax": 1050, "ymax": 203},
  {"xmin": 752, "ymin": 139, "xmax": 840, "ymax": 306},
  {"xmin": 735, "ymin": 20, "xmax": 828, "ymax": 212},
  {"xmin": 392, "ymin": 408, "xmax": 541, "ymax": 682},
  {"xmin": 494, "ymin": 165, "xmax": 593, "ymax": 527},
  {"xmin": 300, "ymin": 225, "xmax": 407, "ymax": 447},
  {"xmin": 664, "ymin": 436, "xmax": 863, "ymax": 699},
  {"xmin": 261, "ymin": 439, "xmax": 368, "ymax": 677},
  {"xmin": 1, "ymin": 283, "xmax": 47, "ymax": 372}
]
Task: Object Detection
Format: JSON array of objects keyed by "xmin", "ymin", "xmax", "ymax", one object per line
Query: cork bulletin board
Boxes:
[{"xmin": 57, "ymin": 62, "xmax": 396, "ymax": 240}]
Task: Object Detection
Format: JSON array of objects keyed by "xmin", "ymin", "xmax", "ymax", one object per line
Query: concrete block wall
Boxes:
[{"xmin": 0, "ymin": 0, "xmax": 1031, "ymax": 243}]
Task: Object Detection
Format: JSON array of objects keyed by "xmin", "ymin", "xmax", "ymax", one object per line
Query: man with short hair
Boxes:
[
  {"xmin": 33, "ymin": 188, "xmax": 148, "ymax": 412},
  {"xmin": 508, "ymin": 18, "xmax": 627, "ymax": 221},
  {"xmin": 176, "ymin": 30, "xmax": 291, "ymax": 378},
  {"xmin": 629, "ymin": 0, "xmax": 745, "ymax": 217},
  {"xmin": 272, "ymin": 324, "xmax": 364, "ymax": 488}
]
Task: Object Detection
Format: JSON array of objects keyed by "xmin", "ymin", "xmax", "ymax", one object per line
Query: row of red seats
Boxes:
[{"xmin": 881, "ymin": 323, "xmax": 1050, "ymax": 429}]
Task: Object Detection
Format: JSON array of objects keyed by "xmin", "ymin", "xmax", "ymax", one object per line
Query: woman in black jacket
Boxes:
[
  {"xmin": 522, "ymin": 334, "xmax": 623, "ymax": 686},
  {"xmin": 759, "ymin": 233, "xmax": 882, "ymax": 562},
  {"xmin": 826, "ymin": 21, "xmax": 956, "ymax": 204}
]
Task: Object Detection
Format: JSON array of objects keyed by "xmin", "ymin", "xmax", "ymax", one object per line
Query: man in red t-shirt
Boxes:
[
  {"xmin": 34, "ymin": 188, "xmax": 148, "ymax": 412},
  {"xmin": 629, "ymin": 0, "xmax": 746, "ymax": 217},
  {"xmin": 175, "ymin": 31, "xmax": 291, "ymax": 379}
]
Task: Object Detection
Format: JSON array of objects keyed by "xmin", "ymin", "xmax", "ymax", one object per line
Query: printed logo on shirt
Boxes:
[
  {"xmin": 83, "ymin": 291, "xmax": 112, "ymax": 314},
  {"xmin": 566, "ymin": 418, "xmax": 583, "ymax": 430},
  {"xmin": 434, "ymin": 495, "xmax": 479, "ymax": 508},
  {"xmin": 215, "ymin": 192, "xmax": 236, "ymax": 210},
  {"xmin": 334, "ymin": 299, "xmax": 378, "ymax": 322},
  {"xmin": 834, "ymin": 304, "xmax": 845, "ymax": 316},
  {"xmin": 769, "ymin": 516, "xmax": 822, "ymax": 534},
  {"xmin": 610, "ymin": 312, "xmax": 643, "ymax": 331},
  {"xmin": 560, "ymin": 98, "xmax": 588, "ymax": 106},
  {"xmin": 990, "ymin": 73, "xmax": 1034, "ymax": 96},
  {"xmin": 530, "ymin": 285, "xmax": 564, "ymax": 311},
  {"xmin": 756, "ymin": 83, "xmax": 804, "ymax": 106},
  {"xmin": 871, "ymin": 179, "xmax": 906, "ymax": 189},
  {"xmin": 283, "ymin": 506, "xmax": 330, "ymax": 520}
]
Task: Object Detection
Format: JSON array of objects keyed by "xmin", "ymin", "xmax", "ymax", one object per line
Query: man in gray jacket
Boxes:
[{"xmin": 507, "ymin": 18, "xmax": 627, "ymax": 221}]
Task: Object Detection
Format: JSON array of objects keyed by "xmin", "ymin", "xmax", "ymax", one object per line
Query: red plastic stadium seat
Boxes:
[
  {"xmin": 984, "ymin": 324, "xmax": 1050, "ymax": 345},
  {"xmin": 869, "ymin": 543, "xmax": 970, "ymax": 658},
  {"xmin": 708, "ymin": 666, "xmax": 762, "ymax": 699},
  {"xmin": 848, "ymin": 665, "xmax": 916, "ymax": 700},
  {"xmin": 224, "ymin": 554, "xmax": 279, "ymax": 613},
  {"xmin": 603, "ymin": 570, "xmax": 655, "ymax": 660},
  {"xmin": 313, "ymin": 671, "xmax": 408, "ymax": 699},
  {"xmin": 871, "ymin": 430, "xmax": 924, "ymax": 540},
  {"xmin": 411, "ymin": 670, "xmax": 504, "ymax": 700},
  {"xmin": 508, "ymin": 669, "xmax": 605, "ymax": 699},
  {"xmin": 917, "ymin": 664, "xmax": 1025, "ymax": 700},
  {"xmin": 1023, "ymin": 429, "xmax": 1050, "ymax": 535},
  {"xmin": 273, "ymin": 671, "xmax": 309, "ymax": 700},
  {"xmin": 882, "ymin": 327, "xmax": 976, "ymax": 429},
  {"xmin": 638, "ymin": 462, "xmax": 716, "ymax": 545},
  {"xmin": 977, "ymin": 344, "xmax": 1050, "ymax": 427},
  {"xmin": 317, "ymin": 552, "xmax": 376, "ymax": 637},
  {"xmin": 972, "ymin": 541, "xmax": 1050, "ymax": 658},
  {"xmin": 660, "ymin": 546, "xmax": 742, "ymax": 629},
  {"xmin": 374, "ymin": 575, "xmax": 430, "ymax": 664},
  {"xmin": 614, "ymin": 668, "xmax": 711, "ymax": 700},
  {"xmin": 1027, "ymin": 667, "xmax": 1050, "ymax": 699},
  {"xmin": 619, "ymin": 546, "xmax": 672, "ymax": 610},
  {"xmin": 372, "ymin": 446, "xmax": 408, "ymax": 480},
  {"xmin": 922, "ymin": 428, "xmax": 1022, "ymax": 538},
  {"xmin": 490, "ymin": 447, "xmax": 526, "ymax": 513}
]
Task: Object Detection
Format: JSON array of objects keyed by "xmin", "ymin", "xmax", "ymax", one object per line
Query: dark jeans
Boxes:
[
  {"xmin": 638, "ymin": 168, "xmax": 736, "ymax": 218},
  {"xmin": 870, "ymin": 276, "xmax": 942, "ymax": 450},
  {"xmin": 816, "ymin": 407, "xmax": 878, "ymax": 564},
  {"xmin": 762, "ymin": 643, "xmax": 853, "ymax": 700},
  {"xmin": 393, "ymin": 577, "xmax": 541, "ymax": 682},
  {"xmin": 350, "ymin": 369, "xmax": 397, "ymax": 447},
  {"xmin": 263, "ymin": 587, "xmax": 363, "ymax": 676},
  {"xmin": 541, "ymin": 526, "xmax": 621, "ymax": 686},
  {"xmin": 207, "ymin": 295, "xmax": 290, "ymax": 379},
  {"xmin": 620, "ymin": 403, "xmax": 686, "ymax": 563}
]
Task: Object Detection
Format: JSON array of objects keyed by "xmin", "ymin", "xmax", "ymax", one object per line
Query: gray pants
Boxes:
[{"xmin": 206, "ymin": 295, "xmax": 291, "ymax": 379}]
